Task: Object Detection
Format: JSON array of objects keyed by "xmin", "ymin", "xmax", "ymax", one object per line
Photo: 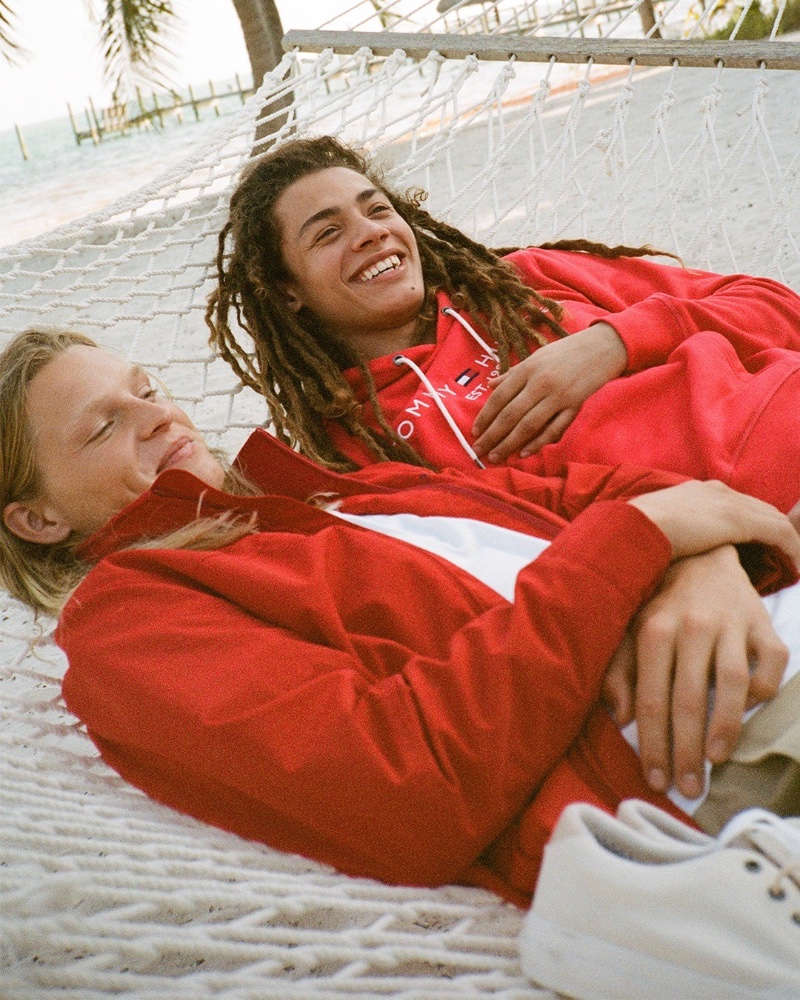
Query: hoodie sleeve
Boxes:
[
  {"xmin": 59, "ymin": 502, "xmax": 669, "ymax": 890},
  {"xmin": 411, "ymin": 459, "xmax": 799, "ymax": 595},
  {"xmin": 508, "ymin": 248, "xmax": 800, "ymax": 373}
]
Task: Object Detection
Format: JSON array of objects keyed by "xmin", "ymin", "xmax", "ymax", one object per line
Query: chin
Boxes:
[{"xmin": 194, "ymin": 458, "xmax": 227, "ymax": 489}]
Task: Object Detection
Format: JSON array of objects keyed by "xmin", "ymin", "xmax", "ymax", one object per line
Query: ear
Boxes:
[
  {"xmin": 284, "ymin": 284, "xmax": 304, "ymax": 314},
  {"xmin": 3, "ymin": 501, "xmax": 71, "ymax": 545}
]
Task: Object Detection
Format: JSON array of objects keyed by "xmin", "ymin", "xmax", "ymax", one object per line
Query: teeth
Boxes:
[{"xmin": 358, "ymin": 255, "xmax": 401, "ymax": 282}]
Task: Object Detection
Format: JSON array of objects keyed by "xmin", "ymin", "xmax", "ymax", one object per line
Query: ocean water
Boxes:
[{"xmin": 0, "ymin": 83, "xmax": 251, "ymax": 248}]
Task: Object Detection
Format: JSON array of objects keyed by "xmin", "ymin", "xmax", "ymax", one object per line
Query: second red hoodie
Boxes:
[{"xmin": 328, "ymin": 248, "xmax": 800, "ymax": 511}]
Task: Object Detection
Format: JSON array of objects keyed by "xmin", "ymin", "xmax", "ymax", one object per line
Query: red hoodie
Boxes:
[
  {"xmin": 328, "ymin": 248, "xmax": 800, "ymax": 511},
  {"xmin": 60, "ymin": 431, "xmax": 753, "ymax": 906}
]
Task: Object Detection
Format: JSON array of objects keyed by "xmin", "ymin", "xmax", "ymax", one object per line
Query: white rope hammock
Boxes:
[{"xmin": 1, "ymin": 2, "xmax": 799, "ymax": 994}]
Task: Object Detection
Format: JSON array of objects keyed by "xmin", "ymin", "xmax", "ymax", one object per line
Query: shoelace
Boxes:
[
  {"xmin": 720, "ymin": 809, "xmax": 800, "ymax": 917},
  {"xmin": 769, "ymin": 859, "xmax": 800, "ymax": 905},
  {"xmin": 718, "ymin": 808, "xmax": 800, "ymax": 857}
]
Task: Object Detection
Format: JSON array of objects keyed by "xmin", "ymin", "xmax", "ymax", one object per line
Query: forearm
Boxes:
[
  {"xmin": 509, "ymin": 246, "xmax": 800, "ymax": 372},
  {"xmin": 605, "ymin": 273, "xmax": 800, "ymax": 373}
]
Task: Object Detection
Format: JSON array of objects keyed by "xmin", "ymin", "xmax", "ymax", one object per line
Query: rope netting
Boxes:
[{"xmin": 1, "ymin": 3, "xmax": 799, "ymax": 994}]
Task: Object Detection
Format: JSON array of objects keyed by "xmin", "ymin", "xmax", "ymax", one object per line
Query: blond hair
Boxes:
[
  {"xmin": 0, "ymin": 328, "xmax": 256, "ymax": 617},
  {"xmin": 0, "ymin": 328, "xmax": 100, "ymax": 615}
]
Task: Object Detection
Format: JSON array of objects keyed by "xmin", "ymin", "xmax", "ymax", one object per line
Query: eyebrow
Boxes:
[{"xmin": 297, "ymin": 187, "xmax": 381, "ymax": 238}]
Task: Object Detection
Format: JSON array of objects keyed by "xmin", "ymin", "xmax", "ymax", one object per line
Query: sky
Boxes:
[{"xmin": 0, "ymin": 0, "xmax": 352, "ymax": 130}]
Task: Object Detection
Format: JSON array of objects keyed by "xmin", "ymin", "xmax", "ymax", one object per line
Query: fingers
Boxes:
[
  {"xmin": 701, "ymin": 620, "xmax": 786, "ymax": 768},
  {"xmin": 472, "ymin": 398, "xmax": 555, "ymax": 461},
  {"xmin": 669, "ymin": 622, "xmax": 735, "ymax": 797},
  {"xmin": 478, "ymin": 408, "xmax": 577, "ymax": 463},
  {"xmin": 744, "ymin": 620, "xmax": 788, "ymax": 710},
  {"xmin": 622, "ymin": 546, "xmax": 789, "ymax": 800},
  {"xmin": 602, "ymin": 633, "xmax": 636, "ymax": 727},
  {"xmin": 519, "ymin": 410, "xmax": 576, "ymax": 458},
  {"xmin": 633, "ymin": 609, "xmax": 679, "ymax": 794},
  {"xmin": 637, "ymin": 606, "xmax": 787, "ymax": 798},
  {"xmin": 733, "ymin": 492, "xmax": 800, "ymax": 570},
  {"xmin": 472, "ymin": 328, "xmax": 627, "ymax": 460},
  {"xmin": 633, "ymin": 559, "xmax": 742, "ymax": 797},
  {"xmin": 471, "ymin": 371, "xmax": 517, "ymax": 441},
  {"xmin": 637, "ymin": 608, "xmax": 737, "ymax": 799}
]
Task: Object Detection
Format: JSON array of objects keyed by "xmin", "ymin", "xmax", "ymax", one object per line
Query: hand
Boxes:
[
  {"xmin": 629, "ymin": 480, "xmax": 800, "ymax": 570},
  {"xmin": 471, "ymin": 323, "xmax": 627, "ymax": 463},
  {"xmin": 788, "ymin": 497, "xmax": 800, "ymax": 533},
  {"xmin": 603, "ymin": 546, "xmax": 789, "ymax": 799}
]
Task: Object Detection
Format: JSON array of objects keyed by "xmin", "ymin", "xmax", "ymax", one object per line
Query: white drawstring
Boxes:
[
  {"xmin": 441, "ymin": 307, "xmax": 499, "ymax": 361},
  {"xmin": 393, "ymin": 353, "xmax": 486, "ymax": 469}
]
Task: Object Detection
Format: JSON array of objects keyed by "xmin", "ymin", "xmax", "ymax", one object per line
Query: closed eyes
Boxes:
[
  {"xmin": 84, "ymin": 384, "xmax": 160, "ymax": 445},
  {"xmin": 86, "ymin": 418, "xmax": 114, "ymax": 444}
]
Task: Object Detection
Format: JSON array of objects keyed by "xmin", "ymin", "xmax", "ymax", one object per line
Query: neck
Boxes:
[{"xmin": 349, "ymin": 313, "xmax": 437, "ymax": 363}]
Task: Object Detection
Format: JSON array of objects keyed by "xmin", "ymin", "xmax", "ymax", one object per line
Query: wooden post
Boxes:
[
  {"xmin": 136, "ymin": 86, "xmax": 147, "ymax": 121},
  {"xmin": 188, "ymin": 83, "xmax": 201, "ymax": 121},
  {"xmin": 235, "ymin": 73, "xmax": 247, "ymax": 104},
  {"xmin": 151, "ymin": 91, "xmax": 164, "ymax": 128},
  {"xmin": 85, "ymin": 108, "xmax": 99, "ymax": 145},
  {"xmin": 66, "ymin": 103, "xmax": 81, "ymax": 145},
  {"xmin": 88, "ymin": 96, "xmax": 103, "ymax": 139},
  {"xmin": 14, "ymin": 123, "xmax": 29, "ymax": 161},
  {"xmin": 172, "ymin": 91, "xmax": 184, "ymax": 124},
  {"xmin": 638, "ymin": 0, "xmax": 662, "ymax": 38},
  {"xmin": 208, "ymin": 79, "xmax": 220, "ymax": 116}
]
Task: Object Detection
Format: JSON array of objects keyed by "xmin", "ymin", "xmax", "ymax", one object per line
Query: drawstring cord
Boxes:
[
  {"xmin": 441, "ymin": 307, "xmax": 499, "ymax": 361},
  {"xmin": 392, "ymin": 352, "xmax": 486, "ymax": 469},
  {"xmin": 391, "ymin": 307, "xmax": 501, "ymax": 470}
]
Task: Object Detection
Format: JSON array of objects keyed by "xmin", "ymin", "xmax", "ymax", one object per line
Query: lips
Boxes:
[
  {"xmin": 158, "ymin": 436, "xmax": 194, "ymax": 473},
  {"xmin": 353, "ymin": 253, "xmax": 404, "ymax": 283}
]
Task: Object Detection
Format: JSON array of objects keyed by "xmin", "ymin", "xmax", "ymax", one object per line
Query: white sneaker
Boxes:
[
  {"xmin": 617, "ymin": 798, "xmax": 714, "ymax": 847},
  {"xmin": 519, "ymin": 802, "xmax": 800, "ymax": 1000},
  {"xmin": 618, "ymin": 799, "xmax": 800, "ymax": 864}
]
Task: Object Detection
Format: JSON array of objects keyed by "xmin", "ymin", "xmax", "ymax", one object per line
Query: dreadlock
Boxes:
[{"xmin": 207, "ymin": 135, "xmax": 671, "ymax": 471}]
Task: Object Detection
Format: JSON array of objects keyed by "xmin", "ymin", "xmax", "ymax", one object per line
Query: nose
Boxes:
[
  {"xmin": 133, "ymin": 396, "xmax": 173, "ymax": 438},
  {"xmin": 352, "ymin": 213, "xmax": 390, "ymax": 250}
]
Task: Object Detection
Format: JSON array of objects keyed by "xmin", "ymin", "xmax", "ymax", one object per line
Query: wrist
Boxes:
[{"xmin": 586, "ymin": 321, "xmax": 628, "ymax": 380}]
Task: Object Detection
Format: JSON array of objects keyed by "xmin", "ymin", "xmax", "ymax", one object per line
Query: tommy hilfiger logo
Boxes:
[{"xmin": 455, "ymin": 368, "xmax": 481, "ymax": 386}]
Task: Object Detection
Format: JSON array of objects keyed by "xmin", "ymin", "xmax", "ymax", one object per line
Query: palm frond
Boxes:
[
  {"xmin": 0, "ymin": 1, "xmax": 28, "ymax": 66},
  {"xmin": 94, "ymin": 0, "xmax": 179, "ymax": 101}
]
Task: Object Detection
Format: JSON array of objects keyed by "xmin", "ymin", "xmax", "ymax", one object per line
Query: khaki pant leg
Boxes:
[
  {"xmin": 694, "ymin": 756, "xmax": 800, "ymax": 835},
  {"xmin": 693, "ymin": 671, "xmax": 800, "ymax": 834}
]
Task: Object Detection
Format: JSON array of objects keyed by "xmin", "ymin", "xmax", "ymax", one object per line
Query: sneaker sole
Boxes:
[{"xmin": 519, "ymin": 912, "xmax": 799, "ymax": 1000}]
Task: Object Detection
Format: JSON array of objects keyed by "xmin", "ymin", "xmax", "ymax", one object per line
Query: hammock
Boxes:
[{"xmin": 1, "ymin": 1, "xmax": 798, "ymax": 995}]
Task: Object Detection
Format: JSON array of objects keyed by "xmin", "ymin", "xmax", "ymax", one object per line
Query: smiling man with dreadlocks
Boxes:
[{"xmin": 207, "ymin": 134, "xmax": 800, "ymax": 514}]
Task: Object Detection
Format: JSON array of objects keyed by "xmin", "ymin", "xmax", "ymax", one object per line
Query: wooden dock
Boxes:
[{"xmin": 66, "ymin": 75, "xmax": 255, "ymax": 146}]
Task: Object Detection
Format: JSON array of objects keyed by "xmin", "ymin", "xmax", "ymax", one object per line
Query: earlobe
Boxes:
[
  {"xmin": 284, "ymin": 285, "xmax": 304, "ymax": 313},
  {"xmin": 3, "ymin": 501, "xmax": 71, "ymax": 545}
]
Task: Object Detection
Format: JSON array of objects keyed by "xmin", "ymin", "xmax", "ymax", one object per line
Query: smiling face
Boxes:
[
  {"xmin": 3, "ymin": 345, "xmax": 226, "ymax": 543},
  {"xmin": 274, "ymin": 167, "xmax": 426, "ymax": 361}
]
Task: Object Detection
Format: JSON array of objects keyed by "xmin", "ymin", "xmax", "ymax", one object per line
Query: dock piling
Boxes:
[
  {"xmin": 13, "ymin": 123, "xmax": 29, "ymax": 161},
  {"xmin": 61, "ymin": 74, "xmax": 254, "ymax": 146}
]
